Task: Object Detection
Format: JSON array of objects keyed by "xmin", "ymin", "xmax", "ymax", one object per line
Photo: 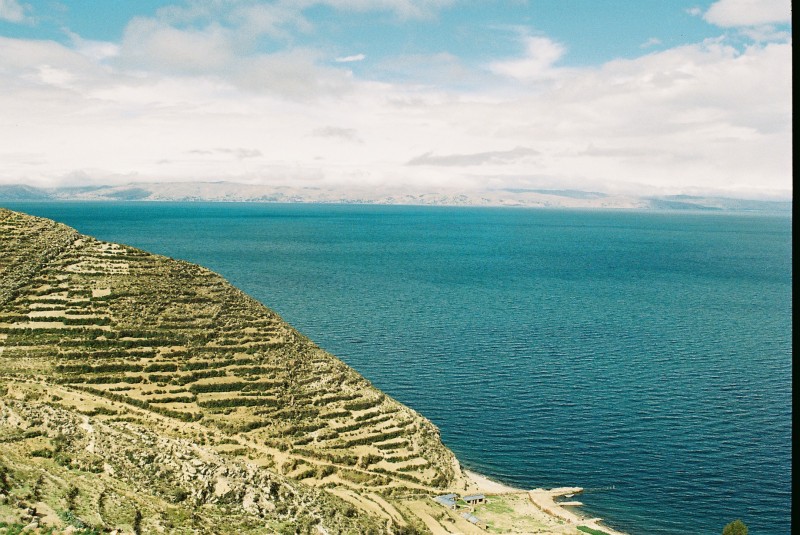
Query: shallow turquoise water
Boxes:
[{"xmin": 3, "ymin": 202, "xmax": 792, "ymax": 535}]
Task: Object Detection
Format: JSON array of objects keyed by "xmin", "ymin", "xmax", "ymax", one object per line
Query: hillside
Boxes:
[{"xmin": 0, "ymin": 208, "xmax": 468, "ymax": 534}]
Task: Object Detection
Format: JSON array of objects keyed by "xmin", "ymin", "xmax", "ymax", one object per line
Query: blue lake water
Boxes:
[{"xmin": 2, "ymin": 202, "xmax": 792, "ymax": 535}]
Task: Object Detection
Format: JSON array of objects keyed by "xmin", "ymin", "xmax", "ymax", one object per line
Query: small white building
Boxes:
[{"xmin": 462, "ymin": 493, "xmax": 486, "ymax": 505}]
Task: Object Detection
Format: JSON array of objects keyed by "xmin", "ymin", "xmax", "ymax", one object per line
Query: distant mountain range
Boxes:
[{"xmin": 0, "ymin": 182, "xmax": 791, "ymax": 212}]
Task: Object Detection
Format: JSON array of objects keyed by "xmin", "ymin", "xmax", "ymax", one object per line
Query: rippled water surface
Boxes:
[{"xmin": 4, "ymin": 202, "xmax": 792, "ymax": 535}]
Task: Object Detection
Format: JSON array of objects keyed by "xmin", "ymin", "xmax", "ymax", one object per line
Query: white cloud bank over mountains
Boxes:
[{"xmin": 0, "ymin": 0, "xmax": 792, "ymax": 199}]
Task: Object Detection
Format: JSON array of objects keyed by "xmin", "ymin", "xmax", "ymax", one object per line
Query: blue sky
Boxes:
[
  {"xmin": 0, "ymin": 0, "xmax": 792, "ymax": 198},
  {"xmin": 0, "ymin": 1, "xmax": 768, "ymax": 68}
]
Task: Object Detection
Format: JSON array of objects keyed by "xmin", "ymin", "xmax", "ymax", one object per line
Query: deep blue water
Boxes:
[{"xmin": 2, "ymin": 202, "xmax": 792, "ymax": 535}]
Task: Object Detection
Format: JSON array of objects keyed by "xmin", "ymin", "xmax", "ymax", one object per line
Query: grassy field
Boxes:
[{"xmin": 474, "ymin": 494, "xmax": 573, "ymax": 534}]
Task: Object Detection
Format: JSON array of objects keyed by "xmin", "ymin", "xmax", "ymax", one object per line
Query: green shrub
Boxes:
[
  {"xmin": 722, "ymin": 520, "xmax": 748, "ymax": 535},
  {"xmin": 343, "ymin": 428, "xmax": 405, "ymax": 448},
  {"xmin": 343, "ymin": 396, "xmax": 384, "ymax": 412}
]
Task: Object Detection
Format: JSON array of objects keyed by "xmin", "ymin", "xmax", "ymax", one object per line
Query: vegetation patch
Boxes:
[{"xmin": 578, "ymin": 527, "xmax": 612, "ymax": 535}]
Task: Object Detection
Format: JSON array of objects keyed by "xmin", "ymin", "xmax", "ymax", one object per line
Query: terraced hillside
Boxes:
[{"xmin": 0, "ymin": 208, "xmax": 467, "ymax": 534}]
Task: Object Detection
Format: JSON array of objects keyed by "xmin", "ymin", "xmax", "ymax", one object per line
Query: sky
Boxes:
[{"xmin": 0, "ymin": 0, "xmax": 792, "ymax": 199}]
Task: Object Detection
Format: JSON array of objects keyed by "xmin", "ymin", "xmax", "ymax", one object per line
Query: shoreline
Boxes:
[
  {"xmin": 463, "ymin": 469, "xmax": 627, "ymax": 535},
  {"xmin": 463, "ymin": 469, "xmax": 526, "ymax": 494}
]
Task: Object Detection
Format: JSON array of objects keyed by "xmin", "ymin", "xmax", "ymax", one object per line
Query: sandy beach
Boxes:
[
  {"xmin": 463, "ymin": 470, "xmax": 628, "ymax": 535},
  {"xmin": 464, "ymin": 469, "xmax": 526, "ymax": 494}
]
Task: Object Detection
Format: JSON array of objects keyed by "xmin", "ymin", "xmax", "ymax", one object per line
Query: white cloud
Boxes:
[
  {"xmin": 231, "ymin": 48, "xmax": 354, "ymax": 99},
  {"xmin": 112, "ymin": 10, "xmax": 354, "ymax": 100},
  {"xmin": 65, "ymin": 31, "xmax": 120, "ymax": 62},
  {"xmin": 739, "ymin": 25, "xmax": 792, "ymax": 42},
  {"xmin": 226, "ymin": 2, "xmax": 313, "ymax": 41},
  {"xmin": 0, "ymin": 0, "xmax": 27, "ymax": 23},
  {"xmin": 311, "ymin": 126, "xmax": 362, "ymax": 142},
  {"xmin": 489, "ymin": 36, "xmax": 566, "ymax": 81},
  {"xmin": 374, "ymin": 52, "xmax": 480, "ymax": 87},
  {"xmin": 119, "ymin": 18, "xmax": 235, "ymax": 74},
  {"xmin": 0, "ymin": 36, "xmax": 110, "ymax": 89},
  {"xmin": 189, "ymin": 148, "xmax": 263, "ymax": 159},
  {"xmin": 0, "ymin": 15, "xmax": 792, "ymax": 199},
  {"xmin": 640, "ymin": 37, "xmax": 662, "ymax": 49},
  {"xmin": 303, "ymin": 0, "xmax": 454, "ymax": 19},
  {"xmin": 407, "ymin": 146, "xmax": 539, "ymax": 166},
  {"xmin": 703, "ymin": 0, "xmax": 791, "ymax": 27},
  {"xmin": 335, "ymin": 53, "xmax": 366, "ymax": 63}
]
